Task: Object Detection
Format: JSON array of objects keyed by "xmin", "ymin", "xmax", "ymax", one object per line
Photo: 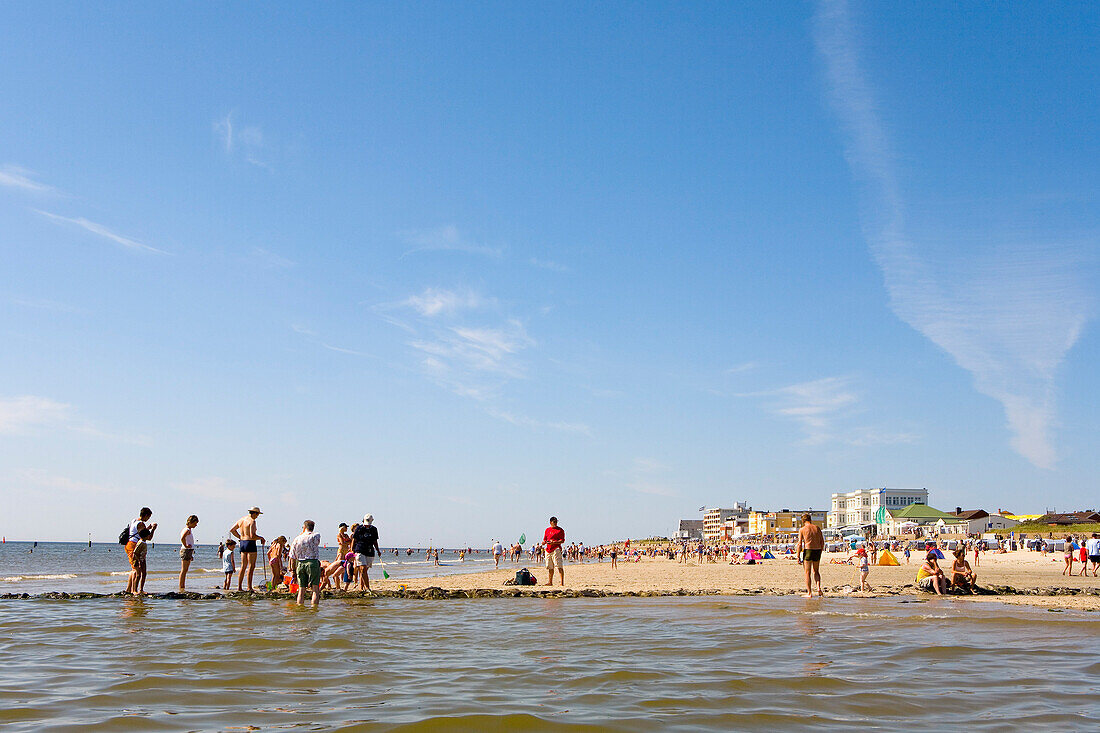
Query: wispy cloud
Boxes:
[
  {"xmin": 485, "ymin": 408, "xmax": 591, "ymax": 436},
  {"xmin": 321, "ymin": 343, "xmax": 365, "ymax": 356},
  {"xmin": 289, "ymin": 323, "xmax": 368, "ymax": 357},
  {"xmin": 0, "ymin": 396, "xmax": 71, "ymax": 434},
  {"xmin": 0, "ymin": 395, "xmax": 150, "ymax": 444},
  {"xmin": 725, "ymin": 361, "xmax": 759, "ymax": 375},
  {"xmin": 35, "ymin": 210, "xmax": 167, "ymax": 254},
  {"xmin": 402, "ymin": 287, "xmax": 493, "ymax": 318},
  {"xmin": 400, "ymin": 225, "xmax": 503, "ymax": 258},
  {"xmin": 621, "ymin": 457, "xmax": 680, "ymax": 498},
  {"xmin": 529, "ymin": 257, "xmax": 568, "ymax": 272},
  {"xmin": 410, "ymin": 320, "xmax": 534, "ymax": 389},
  {"xmin": 250, "ymin": 247, "xmax": 295, "ymax": 269},
  {"xmin": 16, "ymin": 468, "xmax": 117, "ymax": 495},
  {"xmin": 0, "ymin": 164, "xmax": 53, "ymax": 193},
  {"xmin": 814, "ymin": 0, "xmax": 1093, "ymax": 469},
  {"xmin": 772, "ymin": 377, "xmax": 859, "ymax": 445},
  {"xmin": 9, "ymin": 296, "xmax": 82, "ymax": 314},
  {"xmin": 214, "ymin": 112, "xmax": 270, "ymax": 170},
  {"xmin": 744, "ymin": 377, "xmax": 917, "ymax": 447}
]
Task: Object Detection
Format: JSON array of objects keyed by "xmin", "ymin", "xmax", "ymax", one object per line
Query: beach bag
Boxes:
[
  {"xmin": 118, "ymin": 526, "xmax": 131, "ymax": 545},
  {"xmin": 515, "ymin": 568, "xmax": 536, "ymax": 586}
]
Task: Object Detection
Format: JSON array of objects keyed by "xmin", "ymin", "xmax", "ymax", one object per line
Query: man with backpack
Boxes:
[{"xmin": 122, "ymin": 507, "xmax": 157, "ymax": 593}]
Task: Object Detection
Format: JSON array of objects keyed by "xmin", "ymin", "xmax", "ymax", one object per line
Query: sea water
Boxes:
[
  {"xmin": 0, "ymin": 542, "xmax": 496, "ymax": 594},
  {"xmin": 0, "ymin": 595, "xmax": 1096, "ymax": 731}
]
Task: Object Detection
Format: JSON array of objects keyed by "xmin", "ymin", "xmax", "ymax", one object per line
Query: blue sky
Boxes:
[{"xmin": 2, "ymin": 2, "xmax": 1097, "ymax": 546}]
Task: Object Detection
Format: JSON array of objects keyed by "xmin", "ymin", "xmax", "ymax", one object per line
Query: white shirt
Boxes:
[
  {"xmin": 492, "ymin": 543, "xmax": 503, "ymax": 554},
  {"xmin": 290, "ymin": 531, "xmax": 322, "ymax": 561},
  {"xmin": 1086, "ymin": 538, "xmax": 1100, "ymax": 556}
]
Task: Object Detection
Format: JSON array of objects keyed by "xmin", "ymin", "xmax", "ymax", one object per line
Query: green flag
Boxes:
[{"xmin": 519, "ymin": 533, "xmax": 526, "ymax": 544}]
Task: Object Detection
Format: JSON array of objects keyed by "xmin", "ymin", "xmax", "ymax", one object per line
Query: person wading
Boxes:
[
  {"xmin": 795, "ymin": 513, "xmax": 825, "ymax": 598},
  {"xmin": 229, "ymin": 506, "xmax": 266, "ymax": 592}
]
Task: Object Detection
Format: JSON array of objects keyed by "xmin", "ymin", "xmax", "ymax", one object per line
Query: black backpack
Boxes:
[
  {"xmin": 515, "ymin": 568, "xmax": 536, "ymax": 586},
  {"xmin": 118, "ymin": 525, "xmax": 131, "ymax": 545}
]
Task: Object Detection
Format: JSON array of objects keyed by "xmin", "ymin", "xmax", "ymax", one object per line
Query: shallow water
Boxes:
[
  {"xmin": 0, "ymin": 542, "xmax": 497, "ymax": 594},
  {"xmin": 0, "ymin": 596, "xmax": 1097, "ymax": 731}
]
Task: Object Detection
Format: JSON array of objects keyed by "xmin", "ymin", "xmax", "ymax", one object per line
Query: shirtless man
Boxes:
[
  {"xmin": 795, "ymin": 513, "xmax": 825, "ymax": 598},
  {"xmin": 229, "ymin": 506, "xmax": 266, "ymax": 592}
]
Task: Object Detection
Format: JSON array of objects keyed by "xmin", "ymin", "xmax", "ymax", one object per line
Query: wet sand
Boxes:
[{"xmin": 385, "ymin": 551, "xmax": 1100, "ymax": 610}]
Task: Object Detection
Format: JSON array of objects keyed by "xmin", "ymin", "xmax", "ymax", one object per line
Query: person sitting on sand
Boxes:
[
  {"xmin": 950, "ymin": 548, "xmax": 977, "ymax": 594},
  {"xmin": 917, "ymin": 552, "xmax": 949, "ymax": 595}
]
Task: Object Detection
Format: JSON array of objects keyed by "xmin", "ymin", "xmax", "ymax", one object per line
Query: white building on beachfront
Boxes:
[
  {"xmin": 828, "ymin": 487, "xmax": 929, "ymax": 531},
  {"xmin": 702, "ymin": 502, "xmax": 750, "ymax": 542}
]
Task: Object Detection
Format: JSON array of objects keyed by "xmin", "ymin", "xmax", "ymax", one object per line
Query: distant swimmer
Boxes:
[
  {"xmin": 229, "ymin": 507, "xmax": 266, "ymax": 592},
  {"xmin": 179, "ymin": 514, "xmax": 199, "ymax": 592},
  {"xmin": 796, "ymin": 513, "xmax": 824, "ymax": 598}
]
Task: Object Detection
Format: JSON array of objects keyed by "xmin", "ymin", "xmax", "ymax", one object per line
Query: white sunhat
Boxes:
[{"xmin": 363, "ymin": 513, "xmax": 374, "ymax": 524}]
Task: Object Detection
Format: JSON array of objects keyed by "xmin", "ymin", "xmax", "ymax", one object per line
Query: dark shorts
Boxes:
[
  {"xmin": 295, "ymin": 559, "xmax": 321, "ymax": 587},
  {"xmin": 1090, "ymin": 555, "xmax": 1100, "ymax": 564},
  {"xmin": 239, "ymin": 540, "xmax": 257, "ymax": 553},
  {"xmin": 802, "ymin": 549, "xmax": 822, "ymax": 563}
]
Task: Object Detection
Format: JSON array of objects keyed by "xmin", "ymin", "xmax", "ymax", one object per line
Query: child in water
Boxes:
[{"xmin": 220, "ymin": 539, "xmax": 237, "ymax": 590}]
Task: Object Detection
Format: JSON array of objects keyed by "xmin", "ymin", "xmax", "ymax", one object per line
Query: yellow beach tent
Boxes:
[{"xmin": 877, "ymin": 549, "xmax": 900, "ymax": 566}]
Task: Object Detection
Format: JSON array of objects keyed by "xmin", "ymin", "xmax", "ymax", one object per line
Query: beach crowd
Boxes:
[{"xmin": 119, "ymin": 508, "xmax": 1100, "ymax": 603}]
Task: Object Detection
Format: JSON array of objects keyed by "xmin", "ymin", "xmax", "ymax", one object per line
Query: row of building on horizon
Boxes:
[{"xmin": 673, "ymin": 487, "xmax": 1100, "ymax": 543}]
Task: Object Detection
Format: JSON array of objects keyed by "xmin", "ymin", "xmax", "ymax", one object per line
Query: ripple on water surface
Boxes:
[{"xmin": 0, "ymin": 597, "xmax": 1097, "ymax": 732}]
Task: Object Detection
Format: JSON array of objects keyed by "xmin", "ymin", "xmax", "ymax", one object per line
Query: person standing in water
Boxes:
[
  {"xmin": 125, "ymin": 508, "xmax": 158, "ymax": 594},
  {"xmin": 795, "ymin": 513, "xmax": 825, "ymax": 598},
  {"xmin": 352, "ymin": 514, "xmax": 381, "ymax": 592},
  {"xmin": 229, "ymin": 507, "xmax": 266, "ymax": 592},
  {"xmin": 289, "ymin": 520, "xmax": 323, "ymax": 607},
  {"xmin": 178, "ymin": 515, "xmax": 199, "ymax": 592}
]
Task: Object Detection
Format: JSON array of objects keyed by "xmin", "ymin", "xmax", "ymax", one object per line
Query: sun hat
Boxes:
[
  {"xmin": 363, "ymin": 513, "xmax": 373, "ymax": 524},
  {"xmin": 249, "ymin": 506, "xmax": 263, "ymax": 514}
]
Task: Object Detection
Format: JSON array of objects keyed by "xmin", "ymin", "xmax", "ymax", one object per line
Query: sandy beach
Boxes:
[{"xmin": 381, "ymin": 550, "xmax": 1100, "ymax": 610}]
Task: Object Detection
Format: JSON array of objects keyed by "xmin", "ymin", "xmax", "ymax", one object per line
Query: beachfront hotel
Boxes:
[
  {"xmin": 747, "ymin": 509, "xmax": 829, "ymax": 536},
  {"xmin": 828, "ymin": 487, "xmax": 929, "ymax": 533},
  {"xmin": 702, "ymin": 503, "xmax": 750, "ymax": 542}
]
